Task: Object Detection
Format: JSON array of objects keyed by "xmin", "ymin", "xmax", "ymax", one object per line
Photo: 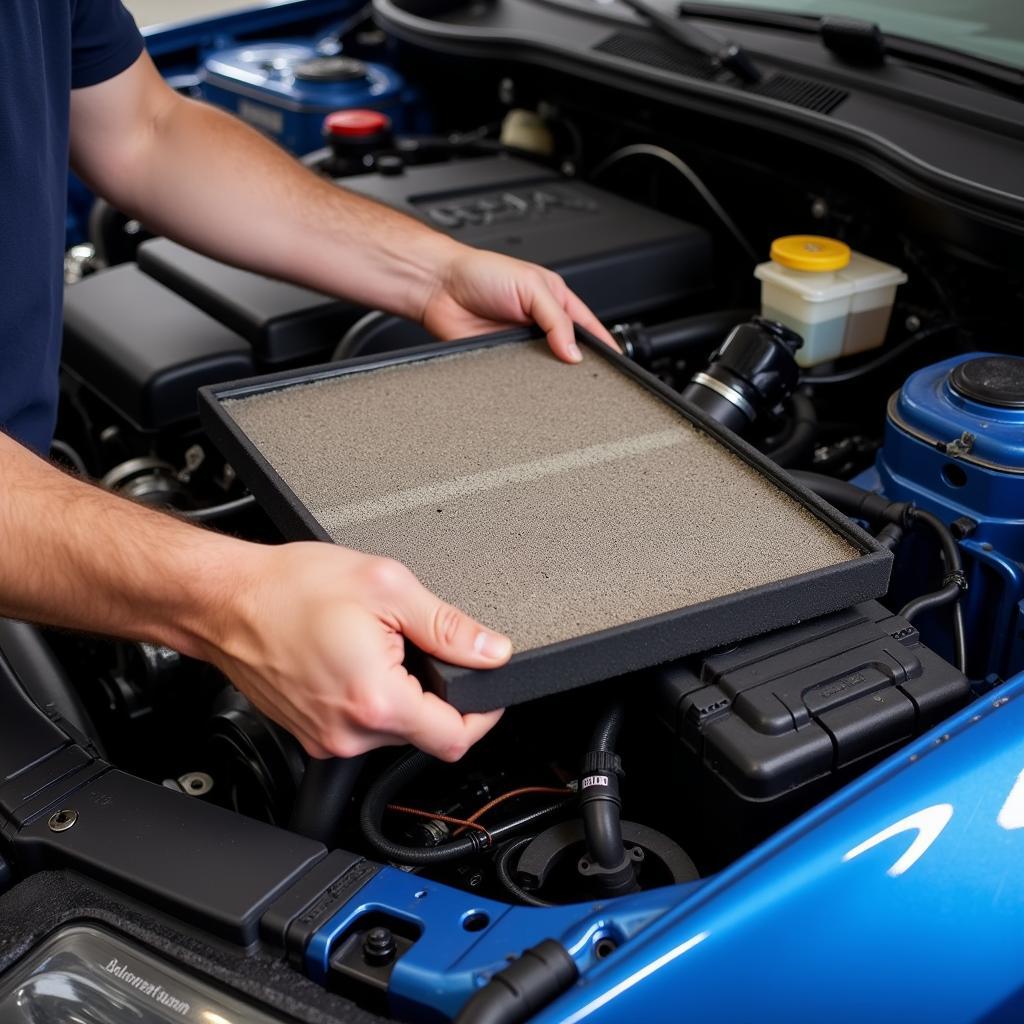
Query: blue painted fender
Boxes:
[{"xmin": 533, "ymin": 672, "xmax": 1024, "ymax": 1023}]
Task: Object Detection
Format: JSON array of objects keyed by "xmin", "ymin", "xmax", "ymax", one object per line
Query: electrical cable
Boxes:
[
  {"xmin": 452, "ymin": 786, "xmax": 574, "ymax": 836},
  {"xmin": 495, "ymin": 835, "xmax": 555, "ymax": 908},
  {"xmin": 386, "ymin": 804, "xmax": 492, "ymax": 841},
  {"xmin": 801, "ymin": 322, "xmax": 959, "ymax": 386},
  {"xmin": 793, "ymin": 472, "xmax": 968, "ymax": 674},
  {"xmin": 360, "ymin": 748, "xmax": 570, "ymax": 865},
  {"xmin": 590, "ymin": 144, "xmax": 758, "ymax": 262}
]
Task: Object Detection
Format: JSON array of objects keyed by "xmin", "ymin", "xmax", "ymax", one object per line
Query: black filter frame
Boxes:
[{"xmin": 198, "ymin": 326, "xmax": 892, "ymax": 712}]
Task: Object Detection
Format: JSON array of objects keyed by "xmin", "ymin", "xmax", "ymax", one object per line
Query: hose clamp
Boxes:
[
  {"xmin": 690, "ymin": 372, "xmax": 757, "ymax": 422},
  {"xmin": 943, "ymin": 570, "xmax": 968, "ymax": 593}
]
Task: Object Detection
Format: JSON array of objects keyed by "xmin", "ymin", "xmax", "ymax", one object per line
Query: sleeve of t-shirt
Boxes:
[{"xmin": 70, "ymin": 0, "xmax": 145, "ymax": 90}]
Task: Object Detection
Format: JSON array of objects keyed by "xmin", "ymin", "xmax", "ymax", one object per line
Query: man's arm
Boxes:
[
  {"xmin": 0, "ymin": 434, "xmax": 508, "ymax": 760},
  {"xmin": 68, "ymin": 52, "xmax": 614, "ymax": 363}
]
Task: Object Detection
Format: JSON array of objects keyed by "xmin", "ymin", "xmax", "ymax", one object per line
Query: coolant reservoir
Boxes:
[{"xmin": 755, "ymin": 235, "xmax": 907, "ymax": 367}]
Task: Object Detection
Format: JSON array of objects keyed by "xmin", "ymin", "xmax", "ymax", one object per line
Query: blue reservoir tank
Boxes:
[
  {"xmin": 199, "ymin": 42, "xmax": 413, "ymax": 156},
  {"xmin": 859, "ymin": 353, "xmax": 1024, "ymax": 680}
]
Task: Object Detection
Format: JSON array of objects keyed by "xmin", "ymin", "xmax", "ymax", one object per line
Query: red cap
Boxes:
[{"xmin": 323, "ymin": 109, "xmax": 391, "ymax": 139}]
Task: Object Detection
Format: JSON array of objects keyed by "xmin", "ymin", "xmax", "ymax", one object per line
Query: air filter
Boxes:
[{"xmin": 199, "ymin": 330, "xmax": 891, "ymax": 711}]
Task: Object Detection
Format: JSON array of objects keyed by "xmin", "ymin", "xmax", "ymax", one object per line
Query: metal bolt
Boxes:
[
  {"xmin": 48, "ymin": 809, "xmax": 78, "ymax": 832},
  {"xmin": 810, "ymin": 197, "xmax": 828, "ymax": 219},
  {"xmin": 363, "ymin": 926, "xmax": 397, "ymax": 967},
  {"xmin": 905, "ymin": 314, "xmax": 921, "ymax": 332},
  {"xmin": 177, "ymin": 772, "xmax": 214, "ymax": 797}
]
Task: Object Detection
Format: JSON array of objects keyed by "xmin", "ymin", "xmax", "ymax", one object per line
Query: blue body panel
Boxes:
[
  {"xmin": 307, "ymin": 864, "xmax": 697, "ymax": 1021},
  {"xmin": 306, "ymin": 675, "xmax": 1024, "ymax": 1022},
  {"xmin": 533, "ymin": 673, "xmax": 1024, "ymax": 1023}
]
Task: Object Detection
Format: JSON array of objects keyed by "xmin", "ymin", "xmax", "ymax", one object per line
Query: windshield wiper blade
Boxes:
[
  {"xmin": 619, "ymin": 0, "xmax": 763, "ymax": 84},
  {"xmin": 677, "ymin": 3, "xmax": 1024, "ymax": 98}
]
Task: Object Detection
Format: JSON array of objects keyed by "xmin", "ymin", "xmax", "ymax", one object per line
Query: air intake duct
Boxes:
[{"xmin": 681, "ymin": 317, "xmax": 802, "ymax": 434}]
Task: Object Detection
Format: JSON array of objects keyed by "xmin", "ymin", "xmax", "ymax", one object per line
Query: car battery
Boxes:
[{"xmin": 199, "ymin": 42, "xmax": 415, "ymax": 155}]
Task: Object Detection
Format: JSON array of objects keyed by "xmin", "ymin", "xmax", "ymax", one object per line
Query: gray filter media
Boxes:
[{"xmin": 224, "ymin": 341, "xmax": 858, "ymax": 653}]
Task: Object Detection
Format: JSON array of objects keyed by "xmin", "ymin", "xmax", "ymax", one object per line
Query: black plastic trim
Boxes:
[{"xmin": 372, "ymin": 0, "xmax": 1024, "ymax": 229}]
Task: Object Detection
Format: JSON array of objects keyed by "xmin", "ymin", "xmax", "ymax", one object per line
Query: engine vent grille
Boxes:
[
  {"xmin": 748, "ymin": 72, "xmax": 848, "ymax": 114},
  {"xmin": 593, "ymin": 32, "xmax": 849, "ymax": 115},
  {"xmin": 594, "ymin": 31, "xmax": 719, "ymax": 81}
]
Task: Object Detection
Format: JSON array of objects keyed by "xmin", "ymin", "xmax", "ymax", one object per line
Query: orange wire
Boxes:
[
  {"xmin": 452, "ymin": 786, "xmax": 574, "ymax": 836},
  {"xmin": 385, "ymin": 803, "xmax": 493, "ymax": 841}
]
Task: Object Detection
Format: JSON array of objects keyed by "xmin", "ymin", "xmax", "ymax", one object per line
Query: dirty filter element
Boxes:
[{"xmin": 224, "ymin": 340, "xmax": 860, "ymax": 682}]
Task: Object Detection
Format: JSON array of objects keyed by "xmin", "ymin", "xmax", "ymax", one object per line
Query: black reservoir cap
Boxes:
[{"xmin": 949, "ymin": 355, "xmax": 1024, "ymax": 409}]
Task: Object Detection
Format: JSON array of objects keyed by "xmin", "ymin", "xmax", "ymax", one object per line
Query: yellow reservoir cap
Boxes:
[{"xmin": 770, "ymin": 235, "xmax": 851, "ymax": 272}]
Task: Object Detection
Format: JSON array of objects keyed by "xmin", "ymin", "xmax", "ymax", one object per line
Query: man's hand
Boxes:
[
  {"xmin": 420, "ymin": 247, "xmax": 619, "ymax": 364},
  {"xmin": 206, "ymin": 543, "xmax": 509, "ymax": 761},
  {"xmin": 0, "ymin": 436, "xmax": 509, "ymax": 763}
]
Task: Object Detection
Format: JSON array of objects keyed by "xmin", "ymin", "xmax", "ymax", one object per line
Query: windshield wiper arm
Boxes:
[
  {"xmin": 618, "ymin": 0, "xmax": 763, "ymax": 84},
  {"xmin": 677, "ymin": 3, "xmax": 1024, "ymax": 99}
]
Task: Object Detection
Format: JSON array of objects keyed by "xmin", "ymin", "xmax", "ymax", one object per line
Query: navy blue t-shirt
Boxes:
[{"xmin": 1, "ymin": 1, "xmax": 143, "ymax": 453}]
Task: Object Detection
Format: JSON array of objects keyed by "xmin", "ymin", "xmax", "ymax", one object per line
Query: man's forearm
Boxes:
[
  {"xmin": 0, "ymin": 433, "xmax": 243, "ymax": 659},
  {"xmin": 0, "ymin": 433, "xmax": 509, "ymax": 760},
  {"xmin": 70, "ymin": 56, "xmax": 462, "ymax": 322}
]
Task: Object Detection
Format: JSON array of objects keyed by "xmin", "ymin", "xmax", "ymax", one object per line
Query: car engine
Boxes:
[{"xmin": 4, "ymin": 3, "xmax": 1024, "ymax": 1019}]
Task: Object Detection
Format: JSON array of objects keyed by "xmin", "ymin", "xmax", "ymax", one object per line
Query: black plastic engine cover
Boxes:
[
  {"xmin": 136, "ymin": 155, "xmax": 712, "ymax": 367},
  {"xmin": 657, "ymin": 600, "xmax": 970, "ymax": 801},
  {"xmin": 62, "ymin": 264, "xmax": 254, "ymax": 431},
  {"xmin": 137, "ymin": 239, "xmax": 356, "ymax": 367},
  {"xmin": 342, "ymin": 154, "xmax": 713, "ymax": 323}
]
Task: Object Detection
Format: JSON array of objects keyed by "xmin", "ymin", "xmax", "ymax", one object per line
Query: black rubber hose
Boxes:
[
  {"xmin": 581, "ymin": 703, "xmax": 632, "ymax": 876},
  {"xmin": 290, "ymin": 755, "xmax": 366, "ymax": 845},
  {"xmin": 453, "ymin": 939, "xmax": 578, "ymax": 1024},
  {"xmin": 903, "ymin": 508, "xmax": 969, "ymax": 674},
  {"xmin": 875, "ymin": 522, "xmax": 905, "ymax": 552},
  {"xmin": 590, "ymin": 701, "xmax": 626, "ymax": 754},
  {"xmin": 900, "ymin": 582, "xmax": 961, "ymax": 623},
  {"xmin": 584, "ymin": 802, "xmax": 627, "ymax": 871},
  {"xmin": 790, "ymin": 471, "xmax": 910, "ymax": 528},
  {"xmin": 360, "ymin": 749, "xmax": 570, "ymax": 865},
  {"xmin": 495, "ymin": 836, "xmax": 554, "ymax": 908},
  {"xmin": 764, "ymin": 392, "xmax": 818, "ymax": 468},
  {"xmin": 615, "ymin": 309, "xmax": 752, "ymax": 365},
  {"xmin": 795, "ymin": 474, "xmax": 968, "ymax": 674}
]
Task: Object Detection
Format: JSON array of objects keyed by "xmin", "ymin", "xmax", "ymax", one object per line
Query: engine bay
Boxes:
[{"xmin": 5, "ymin": 1, "xmax": 1024, "ymax": 1019}]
